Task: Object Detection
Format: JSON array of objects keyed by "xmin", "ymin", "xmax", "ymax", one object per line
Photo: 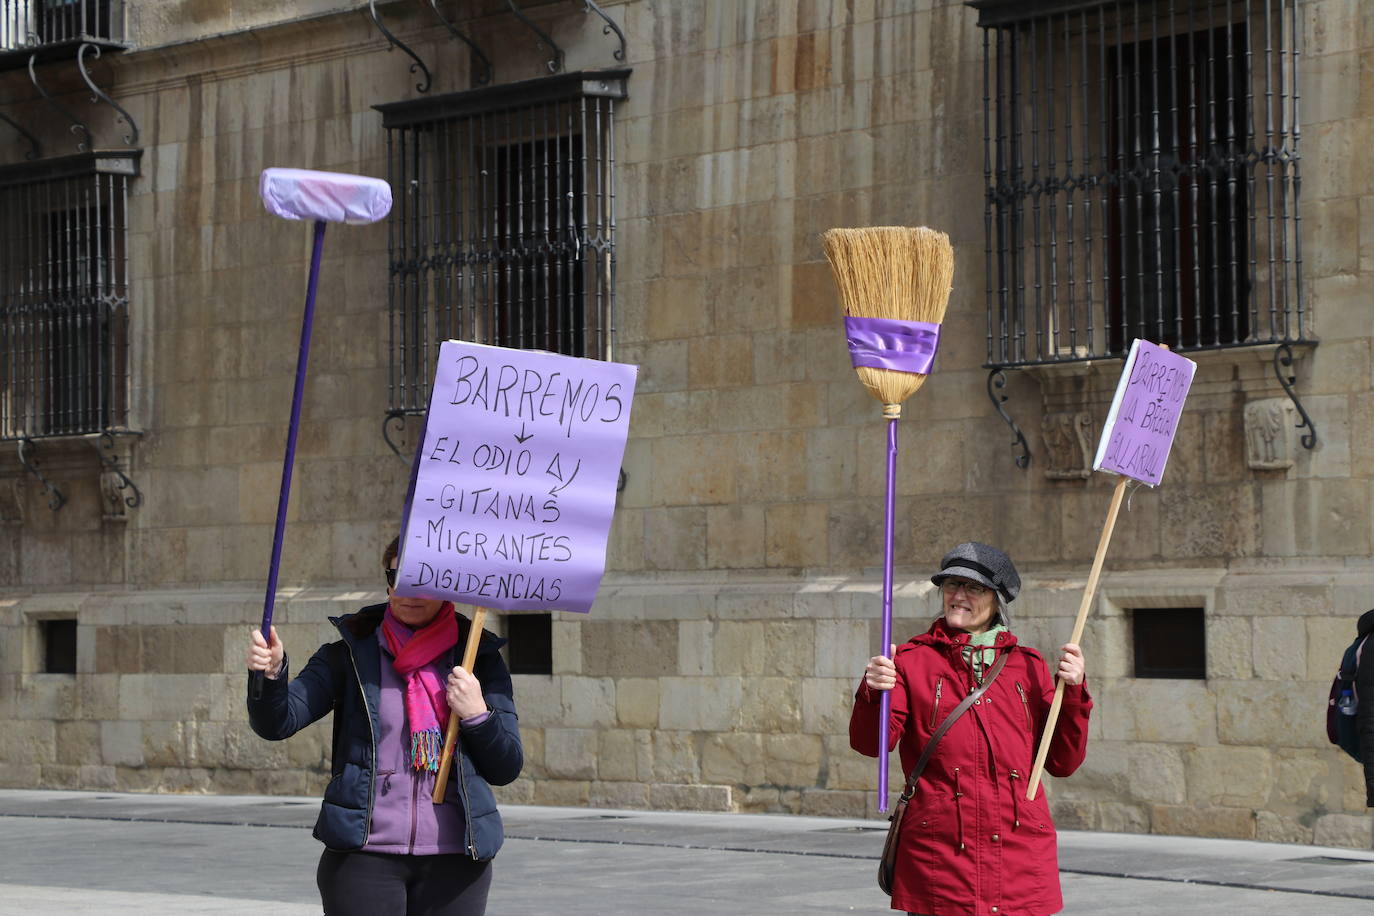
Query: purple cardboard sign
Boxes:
[
  {"xmin": 1092, "ymin": 339, "xmax": 1197, "ymax": 486},
  {"xmin": 394, "ymin": 340, "xmax": 638, "ymax": 613}
]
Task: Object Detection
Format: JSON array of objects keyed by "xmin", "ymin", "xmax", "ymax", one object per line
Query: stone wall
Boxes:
[{"xmin": 0, "ymin": 0, "xmax": 1371, "ymax": 848}]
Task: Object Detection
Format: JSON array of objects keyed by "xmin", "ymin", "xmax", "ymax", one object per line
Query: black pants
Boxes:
[{"xmin": 317, "ymin": 849, "xmax": 492, "ymax": 916}]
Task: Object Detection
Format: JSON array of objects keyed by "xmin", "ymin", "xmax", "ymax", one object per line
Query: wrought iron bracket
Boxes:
[
  {"xmin": 17, "ymin": 438, "xmax": 66, "ymax": 512},
  {"xmin": 29, "ymin": 52, "xmax": 93, "ymax": 153},
  {"xmin": 507, "ymin": 0, "xmax": 564, "ymax": 73},
  {"xmin": 369, "ymin": 0, "xmax": 433, "ymax": 93},
  {"xmin": 987, "ymin": 368, "xmax": 1031, "ymax": 469},
  {"xmin": 0, "ymin": 111, "xmax": 42, "ymax": 159},
  {"xmin": 77, "ymin": 43, "xmax": 139, "ymax": 145},
  {"xmin": 429, "ymin": 0, "xmax": 493, "ymax": 85},
  {"xmin": 1273, "ymin": 343, "xmax": 1317, "ymax": 450},
  {"xmin": 583, "ymin": 1, "xmax": 626, "ymax": 62},
  {"xmin": 383, "ymin": 410, "xmax": 411, "ymax": 459},
  {"xmin": 92, "ymin": 432, "xmax": 142, "ymax": 519}
]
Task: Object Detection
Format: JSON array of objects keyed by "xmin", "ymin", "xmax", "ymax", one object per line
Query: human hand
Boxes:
[
  {"xmin": 1057, "ymin": 643, "xmax": 1086, "ymax": 686},
  {"xmin": 446, "ymin": 666, "xmax": 487, "ymax": 720},
  {"xmin": 864, "ymin": 644, "xmax": 898, "ymax": 692},
  {"xmin": 247, "ymin": 626, "xmax": 284, "ymax": 679}
]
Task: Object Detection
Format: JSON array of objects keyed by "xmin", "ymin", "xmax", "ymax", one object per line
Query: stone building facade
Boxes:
[{"xmin": 1, "ymin": 0, "xmax": 1371, "ymax": 848}]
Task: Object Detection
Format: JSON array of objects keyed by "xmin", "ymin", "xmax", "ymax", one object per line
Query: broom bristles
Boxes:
[{"xmin": 823, "ymin": 226, "xmax": 955, "ymax": 417}]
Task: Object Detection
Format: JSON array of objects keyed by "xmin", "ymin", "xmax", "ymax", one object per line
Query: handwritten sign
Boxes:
[
  {"xmin": 1092, "ymin": 339, "xmax": 1197, "ymax": 486},
  {"xmin": 394, "ymin": 340, "xmax": 637, "ymax": 613}
]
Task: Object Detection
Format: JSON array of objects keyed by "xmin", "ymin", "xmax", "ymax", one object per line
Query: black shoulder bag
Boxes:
[{"xmin": 878, "ymin": 651, "xmax": 1010, "ymax": 895}]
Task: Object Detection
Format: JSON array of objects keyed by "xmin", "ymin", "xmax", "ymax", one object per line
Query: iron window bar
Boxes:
[
  {"xmin": 0, "ymin": 151, "xmax": 139, "ymax": 449},
  {"xmin": 375, "ymin": 69, "xmax": 628, "ymax": 456},
  {"xmin": 969, "ymin": 0, "xmax": 1312, "ymax": 465},
  {"xmin": 0, "ymin": 0, "xmax": 128, "ymax": 70}
]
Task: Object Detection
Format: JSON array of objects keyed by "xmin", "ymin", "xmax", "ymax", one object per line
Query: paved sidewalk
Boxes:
[{"xmin": 0, "ymin": 789, "xmax": 1371, "ymax": 914}]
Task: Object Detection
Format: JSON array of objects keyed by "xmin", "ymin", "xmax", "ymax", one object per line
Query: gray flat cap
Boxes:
[{"xmin": 931, "ymin": 542, "xmax": 1021, "ymax": 603}]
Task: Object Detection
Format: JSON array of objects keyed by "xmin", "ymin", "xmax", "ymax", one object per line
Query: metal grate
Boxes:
[
  {"xmin": 376, "ymin": 71, "xmax": 627, "ymax": 440},
  {"xmin": 0, "ymin": 152, "xmax": 135, "ymax": 440},
  {"xmin": 1, "ymin": 0, "xmax": 125, "ymax": 51},
  {"xmin": 972, "ymin": 0, "xmax": 1305, "ymax": 368}
]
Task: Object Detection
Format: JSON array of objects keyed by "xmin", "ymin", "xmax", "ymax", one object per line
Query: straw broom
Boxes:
[{"xmin": 824, "ymin": 227, "xmax": 955, "ymax": 812}]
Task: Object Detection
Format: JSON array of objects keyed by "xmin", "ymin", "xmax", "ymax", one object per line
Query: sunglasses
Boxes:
[{"xmin": 385, "ymin": 567, "xmax": 397, "ymax": 587}]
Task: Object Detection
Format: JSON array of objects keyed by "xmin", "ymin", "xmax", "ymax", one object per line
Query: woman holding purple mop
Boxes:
[
  {"xmin": 850, "ymin": 542, "xmax": 1092, "ymax": 916},
  {"xmin": 246, "ymin": 537, "xmax": 522, "ymax": 916}
]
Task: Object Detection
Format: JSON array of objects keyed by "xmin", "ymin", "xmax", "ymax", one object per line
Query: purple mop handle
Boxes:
[
  {"xmin": 878, "ymin": 415, "xmax": 897, "ymax": 812},
  {"xmin": 252, "ymin": 220, "xmax": 327, "ymax": 695}
]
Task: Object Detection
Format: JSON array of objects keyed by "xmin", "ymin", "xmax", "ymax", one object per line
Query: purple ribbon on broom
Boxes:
[{"xmin": 845, "ymin": 315, "xmax": 941, "ymax": 811}]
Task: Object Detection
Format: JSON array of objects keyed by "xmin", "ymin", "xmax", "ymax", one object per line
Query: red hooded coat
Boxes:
[{"xmin": 850, "ymin": 619, "xmax": 1092, "ymax": 916}]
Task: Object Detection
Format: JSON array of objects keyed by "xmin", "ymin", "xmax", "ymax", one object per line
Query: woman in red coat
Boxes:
[{"xmin": 851, "ymin": 542, "xmax": 1092, "ymax": 916}]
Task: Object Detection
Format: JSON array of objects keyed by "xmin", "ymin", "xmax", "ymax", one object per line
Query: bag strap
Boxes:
[{"xmin": 896, "ymin": 650, "xmax": 1011, "ymax": 803}]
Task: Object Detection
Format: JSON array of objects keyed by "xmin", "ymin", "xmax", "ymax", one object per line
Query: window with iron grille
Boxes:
[
  {"xmin": 0, "ymin": 152, "xmax": 136, "ymax": 440},
  {"xmin": 1, "ymin": 0, "xmax": 125, "ymax": 53},
  {"xmin": 971, "ymin": 0, "xmax": 1304, "ymax": 368},
  {"xmin": 375, "ymin": 70, "xmax": 627, "ymax": 446}
]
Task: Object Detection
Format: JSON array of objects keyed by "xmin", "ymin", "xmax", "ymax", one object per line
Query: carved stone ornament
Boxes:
[
  {"xmin": 1244, "ymin": 397, "xmax": 1297, "ymax": 470},
  {"xmin": 1040, "ymin": 411, "xmax": 1094, "ymax": 479}
]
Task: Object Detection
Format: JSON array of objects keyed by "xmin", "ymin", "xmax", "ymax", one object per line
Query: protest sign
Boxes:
[
  {"xmin": 394, "ymin": 340, "xmax": 637, "ymax": 614},
  {"xmin": 1027, "ymin": 339, "xmax": 1195, "ymax": 800},
  {"xmin": 1093, "ymin": 339, "xmax": 1198, "ymax": 486}
]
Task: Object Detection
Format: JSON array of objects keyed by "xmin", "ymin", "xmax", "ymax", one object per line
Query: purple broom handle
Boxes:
[
  {"xmin": 252, "ymin": 219, "xmax": 327, "ymax": 697},
  {"xmin": 878, "ymin": 415, "xmax": 897, "ymax": 812}
]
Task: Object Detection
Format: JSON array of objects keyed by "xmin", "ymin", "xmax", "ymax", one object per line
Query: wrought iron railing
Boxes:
[
  {"xmin": 972, "ymin": 0, "xmax": 1306, "ymax": 369},
  {"xmin": 1, "ymin": 0, "xmax": 125, "ymax": 52},
  {"xmin": 0, "ymin": 152, "xmax": 134, "ymax": 440},
  {"xmin": 375, "ymin": 71, "xmax": 627, "ymax": 453}
]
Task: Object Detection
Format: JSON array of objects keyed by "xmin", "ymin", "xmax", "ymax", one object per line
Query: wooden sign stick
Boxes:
[
  {"xmin": 432, "ymin": 607, "xmax": 488, "ymax": 804},
  {"xmin": 1025, "ymin": 475, "xmax": 1127, "ymax": 800}
]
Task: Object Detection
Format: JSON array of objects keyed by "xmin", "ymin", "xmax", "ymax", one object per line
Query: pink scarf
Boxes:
[{"xmin": 381, "ymin": 604, "xmax": 459, "ymax": 772}]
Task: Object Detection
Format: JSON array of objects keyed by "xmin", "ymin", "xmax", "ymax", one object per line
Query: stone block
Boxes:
[
  {"xmin": 1254, "ymin": 810, "xmax": 1315, "ymax": 845},
  {"xmin": 596, "ymin": 729, "xmax": 644, "ymax": 782},
  {"xmin": 100, "ymin": 721, "xmax": 144, "ymax": 767},
  {"xmin": 590, "ymin": 781, "xmax": 650, "ymax": 810},
  {"xmin": 1096, "ymin": 803, "xmax": 1150, "ymax": 834},
  {"xmin": 650, "ymin": 434, "xmax": 738, "ymax": 506},
  {"xmin": 520, "ymin": 728, "xmax": 545, "ymax": 780},
  {"xmin": 678, "ymin": 620, "xmax": 713, "ymax": 676},
  {"xmin": 551, "ymin": 619, "xmax": 582, "ymax": 676},
  {"xmin": 1252, "ymin": 616, "xmax": 1307, "ymax": 680},
  {"xmin": 39, "ymin": 764, "xmax": 82, "ymax": 789},
  {"xmin": 1048, "ymin": 800, "xmax": 1097, "ymax": 830},
  {"xmin": 1151, "ymin": 804, "xmax": 1255, "ymax": 840},
  {"xmin": 702, "ymin": 732, "xmax": 765, "ymax": 785},
  {"xmin": 763, "ymin": 734, "xmax": 822, "ymax": 787},
  {"xmin": 798, "ymin": 788, "xmax": 866, "ymax": 819},
  {"xmin": 651, "ymin": 730, "xmax": 700, "ymax": 783},
  {"xmin": 559, "ymin": 677, "xmax": 616, "ymax": 729},
  {"xmin": 1216, "ymin": 679, "xmax": 1327, "ymax": 749},
  {"xmin": 688, "ymin": 333, "xmax": 754, "ymax": 389},
  {"xmin": 649, "ymin": 783, "xmax": 732, "ymax": 811},
  {"xmin": 54, "ymin": 720, "xmax": 102, "ymax": 766},
  {"xmin": 764, "ymin": 501, "xmax": 829, "ymax": 568},
  {"xmin": 714, "ymin": 621, "xmax": 814, "ymax": 676},
  {"xmin": 510, "ymin": 674, "xmax": 562, "ymax": 729},
  {"xmin": 706, "ymin": 504, "xmax": 767, "ymax": 569},
  {"xmin": 0, "ymin": 763, "xmax": 39, "ymax": 788},
  {"xmin": 659, "ymin": 677, "xmax": 742, "ymax": 731},
  {"xmin": 581, "ymin": 620, "xmax": 678, "ymax": 678},
  {"xmin": 615, "ymin": 677, "xmax": 660, "ymax": 729},
  {"xmin": 814, "ymin": 619, "xmax": 872, "ymax": 677},
  {"xmin": 801, "ymin": 677, "xmax": 856, "ymax": 735},
  {"xmin": 1185, "ymin": 746, "xmax": 1274, "ymax": 808},
  {"xmin": 1273, "ymin": 754, "xmax": 1333, "ymax": 809},
  {"xmin": 493, "ymin": 780, "xmax": 535, "ymax": 806},
  {"xmin": 823, "ymin": 734, "xmax": 880, "ymax": 791},
  {"xmin": 1313, "ymin": 813, "xmax": 1374, "ymax": 849},
  {"xmin": 5, "ymin": 720, "xmax": 56, "ymax": 764},
  {"xmin": 1097, "ymin": 680, "xmax": 1217, "ymax": 745},
  {"xmin": 736, "ymin": 432, "xmax": 809, "ymax": 503},
  {"xmin": 739, "ymin": 677, "xmax": 800, "ymax": 732},
  {"xmin": 1206, "ymin": 617, "xmax": 1253, "ymax": 679},
  {"xmin": 531, "ymin": 779, "xmax": 591, "ymax": 807},
  {"xmin": 642, "ymin": 507, "xmax": 707, "ymax": 571},
  {"xmin": 543, "ymin": 728, "xmax": 597, "ymax": 780}
]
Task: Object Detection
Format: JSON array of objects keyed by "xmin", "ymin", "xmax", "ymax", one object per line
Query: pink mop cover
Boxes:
[{"xmin": 259, "ymin": 167, "xmax": 393, "ymax": 224}]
